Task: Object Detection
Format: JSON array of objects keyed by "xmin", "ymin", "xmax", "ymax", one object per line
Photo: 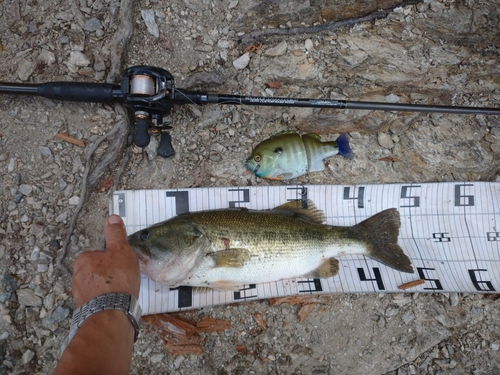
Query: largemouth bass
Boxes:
[
  {"xmin": 246, "ymin": 131, "xmax": 353, "ymax": 180},
  {"xmin": 127, "ymin": 200, "xmax": 414, "ymax": 290}
]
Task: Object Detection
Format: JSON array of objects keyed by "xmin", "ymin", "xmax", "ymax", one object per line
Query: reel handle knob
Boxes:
[
  {"xmin": 134, "ymin": 117, "xmax": 151, "ymax": 148},
  {"xmin": 157, "ymin": 133, "xmax": 175, "ymax": 158}
]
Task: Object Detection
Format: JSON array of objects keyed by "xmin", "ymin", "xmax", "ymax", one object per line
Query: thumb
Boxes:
[{"xmin": 104, "ymin": 215, "xmax": 130, "ymax": 252}]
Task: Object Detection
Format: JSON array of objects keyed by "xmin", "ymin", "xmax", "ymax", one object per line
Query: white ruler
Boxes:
[{"xmin": 110, "ymin": 182, "xmax": 500, "ymax": 315}]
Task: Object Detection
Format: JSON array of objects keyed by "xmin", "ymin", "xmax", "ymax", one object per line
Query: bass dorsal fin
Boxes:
[{"xmin": 273, "ymin": 199, "xmax": 325, "ymax": 224}]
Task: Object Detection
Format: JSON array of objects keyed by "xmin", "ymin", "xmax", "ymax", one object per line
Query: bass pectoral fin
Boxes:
[
  {"xmin": 207, "ymin": 248, "xmax": 251, "ymax": 268},
  {"xmin": 303, "ymin": 258, "xmax": 339, "ymax": 278}
]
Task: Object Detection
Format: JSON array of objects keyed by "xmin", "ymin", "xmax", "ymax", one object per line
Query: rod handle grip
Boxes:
[{"xmin": 38, "ymin": 82, "xmax": 119, "ymax": 103}]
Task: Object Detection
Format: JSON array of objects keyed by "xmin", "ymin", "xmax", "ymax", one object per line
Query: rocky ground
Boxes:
[{"xmin": 1, "ymin": 0, "xmax": 500, "ymax": 374}]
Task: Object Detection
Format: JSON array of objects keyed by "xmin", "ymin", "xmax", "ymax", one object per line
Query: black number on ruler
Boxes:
[
  {"xmin": 432, "ymin": 233, "xmax": 451, "ymax": 242},
  {"xmin": 417, "ymin": 268, "xmax": 443, "ymax": 290},
  {"xmin": 468, "ymin": 269, "xmax": 495, "ymax": 292},
  {"xmin": 487, "ymin": 232, "xmax": 500, "ymax": 241},
  {"xmin": 454, "ymin": 184, "xmax": 474, "ymax": 207},
  {"xmin": 228, "ymin": 188, "xmax": 250, "ymax": 208},
  {"xmin": 169, "ymin": 286, "xmax": 193, "ymax": 309},
  {"xmin": 286, "ymin": 186, "xmax": 308, "ymax": 208},
  {"xmin": 400, "ymin": 186, "xmax": 421, "ymax": 208},
  {"xmin": 297, "ymin": 279, "xmax": 323, "ymax": 293},
  {"xmin": 343, "ymin": 187, "xmax": 365, "ymax": 208},
  {"xmin": 234, "ymin": 284, "xmax": 258, "ymax": 300},
  {"xmin": 166, "ymin": 191, "xmax": 190, "ymax": 214},
  {"xmin": 357, "ymin": 268, "xmax": 385, "ymax": 290}
]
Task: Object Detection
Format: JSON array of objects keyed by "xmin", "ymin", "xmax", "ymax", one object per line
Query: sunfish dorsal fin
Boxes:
[
  {"xmin": 273, "ymin": 199, "xmax": 325, "ymax": 224},
  {"xmin": 303, "ymin": 132, "xmax": 321, "ymax": 141},
  {"xmin": 272, "ymin": 130, "xmax": 298, "ymax": 138}
]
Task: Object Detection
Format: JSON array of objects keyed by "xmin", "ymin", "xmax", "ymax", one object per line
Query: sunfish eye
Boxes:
[
  {"xmin": 274, "ymin": 147, "xmax": 283, "ymax": 155},
  {"xmin": 139, "ymin": 230, "xmax": 149, "ymax": 241},
  {"xmin": 254, "ymin": 154, "xmax": 262, "ymax": 162}
]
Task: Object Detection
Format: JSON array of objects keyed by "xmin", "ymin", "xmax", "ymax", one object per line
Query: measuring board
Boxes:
[{"xmin": 110, "ymin": 182, "xmax": 500, "ymax": 315}]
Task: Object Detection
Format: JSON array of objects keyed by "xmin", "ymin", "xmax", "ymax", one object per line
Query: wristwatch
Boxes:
[{"xmin": 69, "ymin": 292, "xmax": 142, "ymax": 342}]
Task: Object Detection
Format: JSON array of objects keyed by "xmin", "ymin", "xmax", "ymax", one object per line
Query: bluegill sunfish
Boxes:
[{"xmin": 246, "ymin": 131, "xmax": 353, "ymax": 180}]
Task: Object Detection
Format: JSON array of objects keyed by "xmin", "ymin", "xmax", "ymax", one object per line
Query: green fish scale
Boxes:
[
  {"xmin": 187, "ymin": 209, "xmax": 359, "ymax": 260},
  {"xmin": 306, "ymin": 140, "xmax": 338, "ymax": 160},
  {"xmin": 286, "ymin": 135, "xmax": 305, "ymax": 170},
  {"xmin": 302, "ymin": 135, "xmax": 339, "ymax": 173}
]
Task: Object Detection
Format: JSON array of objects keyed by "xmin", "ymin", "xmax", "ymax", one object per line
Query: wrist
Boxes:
[
  {"xmin": 80, "ymin": 310, "xmax": 135, "ymax": 340},
  {"xmin": 54, "ymin": 310, "xmax": 136, "ymax": 375}
]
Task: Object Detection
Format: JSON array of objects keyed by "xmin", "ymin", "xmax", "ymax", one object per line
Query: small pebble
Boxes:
[
  {"xmin": 378, "ymin": 133, "xmax": 394, "ymax": 149},
  {"xmin": 141, "ymin": 9, "xmax": 159, "ymax": 38},
  {"xmin": 18, "ymin": 184, "xmax": 33, "ymax": 195},
  {"xmin": 264, "ymin": 41, "xmax": 287, "ymax": 57},
  {"xmin": 305, "ymin": 39, "xmax": 313, "ymax": 51},
  {"xmin": 385, "ymin": 93, "xmax": 401, "ymax": 103},
  {"xmin": 22, "ymin": 349, "xmax": 35, "ymax": 365},
  {"xmin": 30, "ymin": 246, "xmax": 41, "ymax": 261},
  {"xmin": 17, "ymin": 289, "xmax": 42, "ymax": 307},
  {"xmin": 84, "ymin": 17, "xmax": 102, "ymax": 32},
  {"xmin": 150, "ymin": 353, "xmax": 164, "ymax": 364},
  {"xmin": 233, "ymin": 52, "xmax": 250, "ymax": 70}
]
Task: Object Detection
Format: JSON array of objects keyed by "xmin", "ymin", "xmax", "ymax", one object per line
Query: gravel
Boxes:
[{"xmin": 1, "ymin": 0, "xmax": 499, "ymax": 374}]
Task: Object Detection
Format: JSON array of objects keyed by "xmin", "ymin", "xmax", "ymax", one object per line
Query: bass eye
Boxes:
[
  {"xmin": 274, "ymin": 147, "xmax": 283, "ymax": 155},
  {"xmin": 139, "ymin": 230, "xmax": 149, "ymax": 241},
  {"xmin": 254, "ymin": 155, "xmax": 262, "ymax": 162}
]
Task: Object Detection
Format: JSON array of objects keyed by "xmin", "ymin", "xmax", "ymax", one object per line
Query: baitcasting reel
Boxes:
[
  {"xmin": 121, "ymin": 66, "xmax": 176, "ymax": 157},
  {"xmin": 1, "ymin": 65, "xmax": 500, "ymax": 158}
]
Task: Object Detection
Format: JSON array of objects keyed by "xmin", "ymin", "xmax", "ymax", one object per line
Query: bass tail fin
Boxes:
[
  {"xmin": 356, "ymin": 208, "xmax": 414, "ymax": 273},
  {"xmin": 335, "ymin": 133, "xmax": 354, "ymax": 159}
]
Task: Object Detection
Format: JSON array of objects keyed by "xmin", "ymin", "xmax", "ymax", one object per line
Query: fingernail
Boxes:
[{"xmin": 107, "ymin": 215, "xmax": 123, "ymax": 225}]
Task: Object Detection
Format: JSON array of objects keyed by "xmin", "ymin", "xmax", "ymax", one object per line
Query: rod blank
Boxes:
[{"xmin": 174, "ymin": 90, "xmax": 500, "ymax": 115}]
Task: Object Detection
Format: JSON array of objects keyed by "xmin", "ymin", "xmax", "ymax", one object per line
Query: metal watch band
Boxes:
[{"xmin": 69, "ymin": 292, "xmax": 141, "ymax": 342}]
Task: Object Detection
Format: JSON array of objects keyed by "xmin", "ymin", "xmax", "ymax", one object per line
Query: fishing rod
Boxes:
[{"xmin": 1, "ymin": 65, "xmax": 499, "ymax": 157}]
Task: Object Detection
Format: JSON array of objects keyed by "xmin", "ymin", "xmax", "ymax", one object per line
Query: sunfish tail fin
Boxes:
[
  {"xmin": 335, "ymin": 133, "xmax": 354, "ymax": 159},
  {"xmin": 356, "ymin": 208, "xmax": 414, "ymax": 273}
]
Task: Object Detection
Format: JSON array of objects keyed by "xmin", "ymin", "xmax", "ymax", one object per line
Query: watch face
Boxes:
[{"xmin": 129, "ymin": 294, "xmax": 142, "ymax": 320}]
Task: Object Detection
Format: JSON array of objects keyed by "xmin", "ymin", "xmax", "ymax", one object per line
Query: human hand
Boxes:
[{"xmin": 72, "ymin": 215, "xmax": 140, "ymax": 307}]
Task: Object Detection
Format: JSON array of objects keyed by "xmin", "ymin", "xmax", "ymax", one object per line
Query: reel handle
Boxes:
[
  {"xmin": 157, "ymin": 133, "xmax": 175, "ymax": 158},
  {"xmin": 133, "ymin": 117, "xmax": 151, "ymax": 148}
]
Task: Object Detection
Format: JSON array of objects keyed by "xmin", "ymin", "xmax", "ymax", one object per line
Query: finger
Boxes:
[{"xmin": 104, "ymin": 215, "xmax": 131, "ymax": 253}]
